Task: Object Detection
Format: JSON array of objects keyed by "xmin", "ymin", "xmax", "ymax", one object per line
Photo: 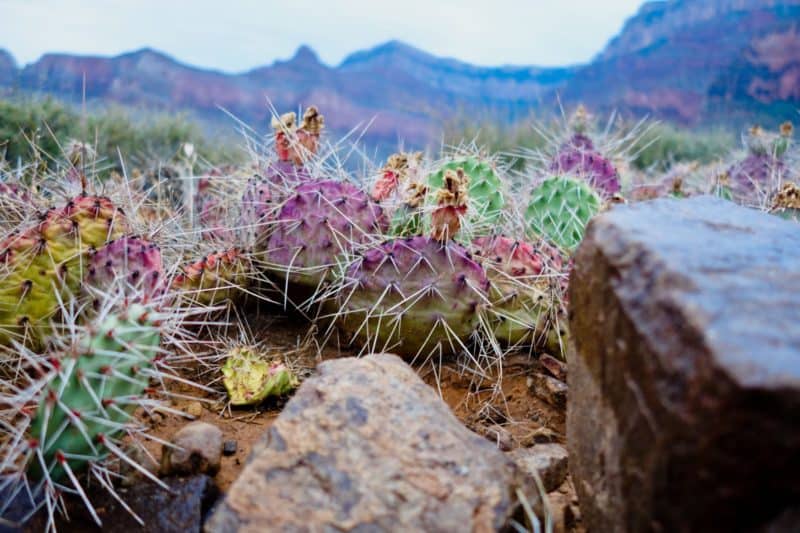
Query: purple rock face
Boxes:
[
  {"xmin": 550, "ymin": 145, "xmax": 620, "ymax": 197},
  {"xmin": 85, "ymin": 236, "xmax": 164, "ymax": 300},
  {"xmin": 267, "ymin": 179, "xmax": 387, "ymax": 290},
  {"xmin": 336, "ymin": 236, "xmax": 489, "ymax": 358}
]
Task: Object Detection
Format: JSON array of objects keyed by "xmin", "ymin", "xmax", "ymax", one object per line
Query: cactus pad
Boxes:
[
  {"xmin": 526, "ymin": 176, "xmax": 602, "ymax": 252},
  {"xmin": 336, "ymin": 236, "xmax": 489, "ymax": 358},
  {"xmin": 267, "ymin": 179, "xmax": 386, "ymax": 291},
  {"xmin": 29, "ymin": 304, "xmax": 160, "ymax": 481},
  {"xmin": 221, "ymin": 346, "xmax": 299, "ymax": 406}
]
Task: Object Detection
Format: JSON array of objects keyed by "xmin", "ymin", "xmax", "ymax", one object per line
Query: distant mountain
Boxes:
[
  {"xmin": 564, "ymin": 0, "xmax": 800, "ymax": 123},
  {"xmin": 1, "ymin": 0, "xmax": 799, "ymax": 147},
  {"xmin": 0, "ymin": 50, "xmax": 15, "ymax": 87},
  {"xmin": 1, "ymin": 42, "xmax": 572, "ymax": 148}
]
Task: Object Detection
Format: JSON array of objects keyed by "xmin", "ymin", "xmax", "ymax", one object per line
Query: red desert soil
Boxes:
[{"xmin": 142, "ymin": 311, "xmax": 567, "ymax": 492}]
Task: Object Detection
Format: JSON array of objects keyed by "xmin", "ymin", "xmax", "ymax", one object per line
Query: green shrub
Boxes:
[{"xmin": 0, "ymin": 97, "xmax": 241, "ymax": 171}]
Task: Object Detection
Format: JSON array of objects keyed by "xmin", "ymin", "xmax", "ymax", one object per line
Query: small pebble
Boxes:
[
  {"xmin": 223, "ymin": 440, "xmax": 238, "ymax": 456},
  {"xmin": 161, "ymin": 421, "xmax": 223, "ymax": 476},
  {"xmin": 185, "ymin": 401, "xmax": 204, "ymax": 418}
]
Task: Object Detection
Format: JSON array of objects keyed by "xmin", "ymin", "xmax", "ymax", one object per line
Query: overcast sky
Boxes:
[{"xmin": 0, "ymin": 0, "xmax": 644, "ymax": 71}]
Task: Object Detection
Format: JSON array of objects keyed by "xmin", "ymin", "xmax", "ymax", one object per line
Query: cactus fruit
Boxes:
[
  {"xmin": 28, "ymin": 303, "xmax": 160, "ymax": 482},
  {"xmin": 473, "ymin": 235, "xmax": 566, "ymax": 351},
  {"xmin": 0, "ymin": 195, "xmax": 127, "ymax": 346},
  {"xmin": 84, "ymin": 236, "xmax": 164, "ymax": 302},
  {"xmin": 336, "ymin": 236, "xmax": 489, "ymax": 359},
  {"xmin": 172, "ymin": 248, "xmax": 249, "ymax": 306},
  {"xmin": 426, "ymin": 157, "xmax": 505, "ymax": 232},
  {"xmin": 526, "ymin": 176, "xmax": 602, "ymax": 252},
  {"xmin": 266, "ymin": 179, "xmax": 387, "ymax": 294},
  {"xmin": 221, "ymin": 346, "xmax": 299, "ymax": 406},
  {"xmin": 264, "ymin": 107, "xmax": 324, "ymax": 189},
  {"xmin": 771, "ymin": 182, "xmax": 800, "ymax": 222},
  {"xmin": 371, "ymin": 152, "xmax": 427, "ymax": 237},
  {"xmin": 430, "ymin": 167, "xmax": 470, "ymax": 242}
]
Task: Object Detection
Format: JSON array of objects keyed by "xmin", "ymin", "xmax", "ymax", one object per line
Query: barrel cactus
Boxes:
[{"xmin": 525, "ymin": 176, "xmax": 602, "ymax": 252}]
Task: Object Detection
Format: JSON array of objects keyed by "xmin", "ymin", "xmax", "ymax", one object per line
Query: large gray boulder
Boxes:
[
  {"xmin": 568, "ymin": 196, "xmax": 800, "ymax": 532},
  {"xmin": 205, "ymin": 353, "xmax": 539, "ymax": 532}
]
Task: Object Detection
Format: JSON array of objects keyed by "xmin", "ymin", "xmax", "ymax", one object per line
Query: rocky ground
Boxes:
[
  {"xmin": 25, "ymin": 312, "xmax": 579, "ymax": 532},
  {"xmin": 15, "ymin": 195, "xmax": 800, "ymax": 532}
]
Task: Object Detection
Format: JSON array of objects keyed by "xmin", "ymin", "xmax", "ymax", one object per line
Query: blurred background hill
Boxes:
[{"xmin": 1, "ymin": 0, "xmax": 798, "ymax": 158}]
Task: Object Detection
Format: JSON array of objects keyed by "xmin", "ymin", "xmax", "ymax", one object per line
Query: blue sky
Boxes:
[{"xmin": 0, "ymin": 0, "xmax": 644, "ymax": 70}]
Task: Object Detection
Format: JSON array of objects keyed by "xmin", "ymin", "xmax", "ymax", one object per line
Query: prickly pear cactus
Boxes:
[
  {"xmin": 267, "ymin": 179, "xmax": 386, "ymax": 293},
  {"xmin": 550, "ymin": 105, "xmax": 620, "ymax": 197},
  {"xmin": 727, "ymin": 125, "xmax": 793, "ymax": 198},
  {"xmin": 84, "ymin": 236, "xmax": 165, "ymax": 302},
  {"xmin": 473, "ymin": 235, "xmax": 566, "ymax": 352},
  {"xmin": 526, "ymin": 176, "xmax": 602, "ymax": 252},
  {"xmin": 426, "ymin": 157, "xmax": 505, "ymax": 233},
  {"xmin": 221, "ymin": 346, "xmax": 299, "ymax": 406},
  {"xmin": 0, "ymin": 195, "xmax": 127, "ymax": 346},
  {"xmin": 172, "ymin": 248, "xmax": 250, "ymax": 307},
  {"xmin": 336, "ymin": 236, "xmax": 489, "ymax": 358},
  {"xmin": 240, "ymin": 175, "xmax": 276, "ymax": 248},
  {"xmin": 28, "ymin": 303, "xmax": 160, "ymax": 482},
  {"xmin": 195, "ymin": 176, "xmax": 235, "ymax": 242}
]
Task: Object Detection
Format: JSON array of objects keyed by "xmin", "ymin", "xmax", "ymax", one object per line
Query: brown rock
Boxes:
[
  {"xmin": 205, "ymin": 353, "xmax": 540, "ymax": 532},
  {"xmin": 162, "ymin": 421, "xmax": 223, "ymax": 477},
  {"xmin": 568, "ymin": 196, "xmax": 800, "ymax": 532},
  {"xmin": 529, "ymin": 373, "xmax": 568, "ymax": 408},
  {"xmin": 509, "ymin": 443, "xmax": 569, "ymax": 493}
]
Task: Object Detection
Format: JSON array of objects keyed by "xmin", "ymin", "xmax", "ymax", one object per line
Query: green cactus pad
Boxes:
[
  {"xmin": 427, "ymin": 157, "xmax": 505, "ymax": 233},
  {"xmin": 221, "ymin": 347, "xmax": 298, "ymax": 406},
  {"xmin": 525, "ymin": 176, "xmax": 601, "ymax": 252},
  {"xmin": 29, "ymin": 304, "xmax": 160, "ymax": 481}
]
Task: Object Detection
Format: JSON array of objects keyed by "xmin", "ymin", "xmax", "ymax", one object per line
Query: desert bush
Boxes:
[
  {"xmin": 446, "ymin": 113, "xmax": 735, "ymax": 172},
  {"xmin": 0, "ymin": 97, "xmax": 241, "ymax": 171}
]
